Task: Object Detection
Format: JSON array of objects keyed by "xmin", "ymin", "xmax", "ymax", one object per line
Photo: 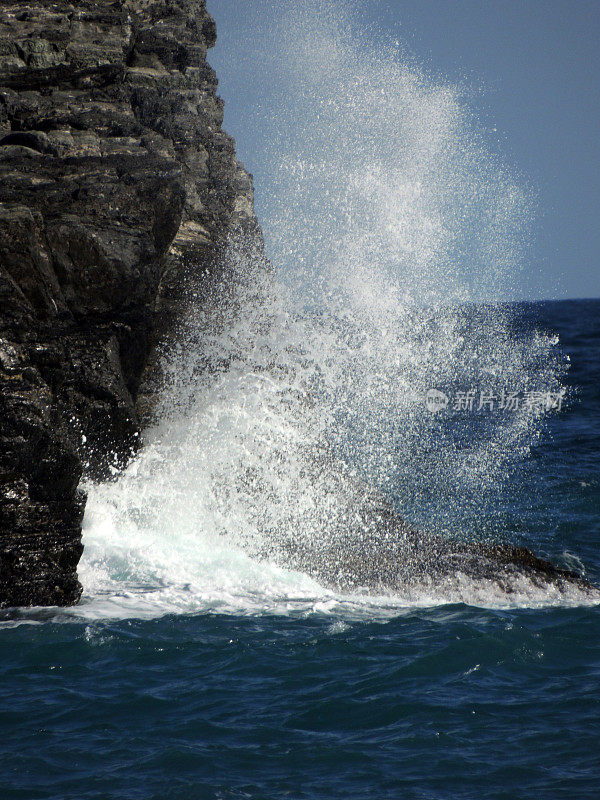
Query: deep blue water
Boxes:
[{"xmin": 1, "ymin": 299, "xmax": 599, "ymax": 800}]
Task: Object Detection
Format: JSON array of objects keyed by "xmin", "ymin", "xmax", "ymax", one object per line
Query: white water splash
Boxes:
[{"xmin": 72, "ymin": 0, "xmax": 586, "ymax": 621}]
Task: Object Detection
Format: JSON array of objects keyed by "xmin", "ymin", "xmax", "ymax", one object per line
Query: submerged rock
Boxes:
[
  {"xmin": 235, "ymin": 439, "xmax": 598, "ymax": 603},
  {"xmin": 278, "ymin": 491, "xmax": 598, "ymax": 602}
]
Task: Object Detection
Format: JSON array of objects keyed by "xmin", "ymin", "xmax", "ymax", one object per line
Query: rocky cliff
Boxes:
[{"xmin": 0, "ymin": 0, "xmax": 261, "ymax": 606}]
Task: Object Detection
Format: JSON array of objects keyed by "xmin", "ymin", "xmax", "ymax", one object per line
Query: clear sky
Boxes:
[{"xmin": 209, "ymin": 0, "xmax": 599, "ymax": 301}]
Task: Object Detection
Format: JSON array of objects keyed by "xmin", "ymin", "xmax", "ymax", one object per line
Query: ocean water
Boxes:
[
  {"xmin": 1, "ymin": 302, "xmax": 598, "ymax": 800},
  {"xmin": 2, "ymin": 2, "xmax": 599, "ymax": 795}
]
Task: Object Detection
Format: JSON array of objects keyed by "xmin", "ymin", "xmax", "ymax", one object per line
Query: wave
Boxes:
[{"xmin": 70, "ymin": 0, "xmax": 587, "ymax": 621}]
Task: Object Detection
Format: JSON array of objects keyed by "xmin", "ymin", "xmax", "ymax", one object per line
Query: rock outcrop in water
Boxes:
[
  {"xmin": 272, "ymin": 471, "xmax": 598, "ymax": 602},
  {"xmin": 290, "ymin": 511, "xmax": 597, "ymax": 601},
  {"xmin": 0, "ymin": 1, "xmax": 595, "ymax": 609},
  {"xmin": 0, "ymin": 0, "xmax": 261, "ymax": 606}
]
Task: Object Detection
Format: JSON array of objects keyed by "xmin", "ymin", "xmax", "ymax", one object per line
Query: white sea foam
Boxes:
[{"xmin": 69, "ymin": 0, "xmax": 592, "ymax": 622}]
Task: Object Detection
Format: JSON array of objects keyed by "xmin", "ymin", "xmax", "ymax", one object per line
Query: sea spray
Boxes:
[
  {"xmin": 78, "ymin": 0, "xmax": 574, "ymax": 618},
  {"xmin": 248, "ymin": 0, "xmax": 566, "ymax": 535}
]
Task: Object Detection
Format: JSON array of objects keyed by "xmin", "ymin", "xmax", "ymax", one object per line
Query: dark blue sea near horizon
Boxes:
[{"xmin": 1, "ymin": 298, "xmax": 599, "ymax": 800}]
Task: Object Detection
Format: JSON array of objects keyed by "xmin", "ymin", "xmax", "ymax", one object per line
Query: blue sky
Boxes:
[{"xmin": 209, "ymin": 0, "xmax": 599, "ymax": 301}]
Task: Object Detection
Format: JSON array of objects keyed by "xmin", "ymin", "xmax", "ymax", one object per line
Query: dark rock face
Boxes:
[{"xmin": 0, "ymin": 0, "xmax": 260, "ymax": 606}]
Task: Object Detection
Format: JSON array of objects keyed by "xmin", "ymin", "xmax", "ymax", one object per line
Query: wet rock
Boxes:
[
  {"xmin": 0, "ymin": 0, "xmax": 262, "ymax": 607},
  {"xmin": 277, "ymin": 487, "xmax": 599, "ymax": 601}
]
